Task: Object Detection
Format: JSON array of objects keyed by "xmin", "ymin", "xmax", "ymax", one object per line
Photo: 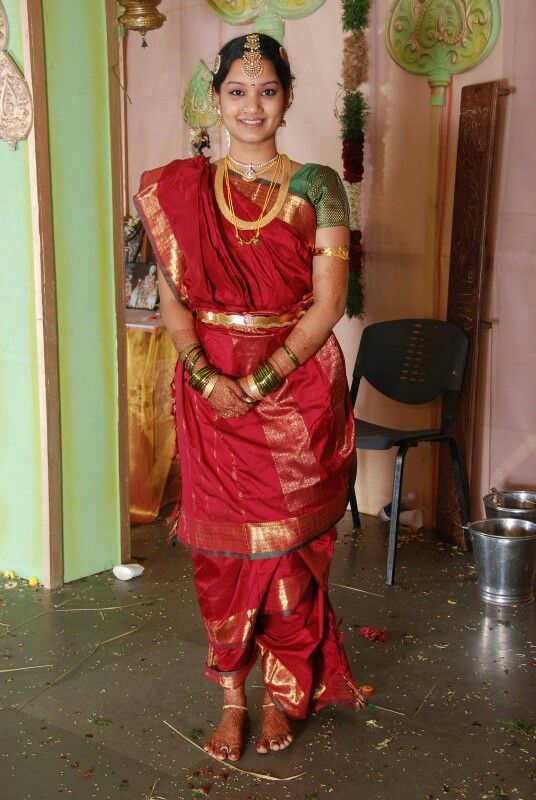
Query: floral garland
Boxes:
[{"xmin": 341, "ymin": 0, "xmax": 371, "ymax": 318}]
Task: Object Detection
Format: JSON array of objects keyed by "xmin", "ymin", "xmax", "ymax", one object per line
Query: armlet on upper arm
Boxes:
[{"xmin": 313, "ymin": 245, "xmax": 349, "ymax": 260}]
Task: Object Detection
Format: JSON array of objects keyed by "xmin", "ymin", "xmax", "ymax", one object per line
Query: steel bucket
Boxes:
[
  {"xmin": 483, "ymin": 489, "xmax": 536, "ymax": 524},
  {"xmin": 467, "ymin": 518, "xmax": 536, "ymax": 605}
]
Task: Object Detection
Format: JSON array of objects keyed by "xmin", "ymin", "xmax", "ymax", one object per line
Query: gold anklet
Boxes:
[{"xmin": 223, "ymin": 703, "xmax": 247, "ymax": 711}]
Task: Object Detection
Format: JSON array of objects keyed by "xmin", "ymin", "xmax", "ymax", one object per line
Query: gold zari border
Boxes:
[
  {"xmin": 204, "ymin": 648, "xmax": 257, "ymax": 689},
  {"xmin": 203, "ymin": 608, "xmax": 257, "ymax": 647},
  {"xmin": 265, "ymin": 569, "xmax": 311, "ymax": 614},
  {"xmin": 133, "ymin": 174, "xmax": 187, "ymax": 301},
  {"xmin": 260, "ymin": 646, "xmax": 305, "ymax": 713},
  {"xmin": 177, "ymin": 487, "xmax": 348, "ymax": 557}
]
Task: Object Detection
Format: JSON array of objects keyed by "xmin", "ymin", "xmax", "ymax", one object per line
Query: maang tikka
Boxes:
[{"xmin": 242, "ymin": 33, "xmax": 263, "ymax": 80}]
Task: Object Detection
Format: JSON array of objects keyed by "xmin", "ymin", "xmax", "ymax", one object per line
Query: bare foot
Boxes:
[
  {"xmin": 256, "ymin": 693, "xmax": 293, "ymax": 754},
  {"xmin": 203, "ymin": 689, "xmax": 248, "ymax": 762}
]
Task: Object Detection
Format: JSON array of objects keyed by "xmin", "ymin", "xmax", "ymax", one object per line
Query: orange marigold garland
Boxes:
[{"xmin": 341, "ymin": 0, "xmax": 371, "ymax": 318}]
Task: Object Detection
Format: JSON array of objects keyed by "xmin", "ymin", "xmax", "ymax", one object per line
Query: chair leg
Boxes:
[
  {"xmin": 446, "ymin": 437, "xmax": 471, "ymax": 549},
  {"xmin": 348, "ymin": 483, "xmax": 361, "ymax": 532},
  {"xmin": 386, "ymin": 444, "xmax": 408, "ymax": 586}
]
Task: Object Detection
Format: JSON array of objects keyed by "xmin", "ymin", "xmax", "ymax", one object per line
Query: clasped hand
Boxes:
[{"xmin": 207, "ymin": 375, "xmax": 258, "ymax": 419}]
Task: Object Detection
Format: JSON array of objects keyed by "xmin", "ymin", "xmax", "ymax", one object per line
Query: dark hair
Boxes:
[{"xmin": 212, "ymin": 34, "xmax": 294, "ymax": 95}]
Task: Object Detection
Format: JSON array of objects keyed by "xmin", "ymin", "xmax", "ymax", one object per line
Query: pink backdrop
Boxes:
[{"xmin": 125, "ymin": 0, "xmax": 536, "ymax": 524}]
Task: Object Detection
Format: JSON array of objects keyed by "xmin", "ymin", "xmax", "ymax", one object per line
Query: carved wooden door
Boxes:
[{"xmin": 436, "ymin": 81, "xmax": 501, "ymax": 545}]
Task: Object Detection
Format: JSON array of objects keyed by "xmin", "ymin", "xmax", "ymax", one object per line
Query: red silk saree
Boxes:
[{"xmin": 134, "ymin": 156, "xmax": 362, "ymax": 717}]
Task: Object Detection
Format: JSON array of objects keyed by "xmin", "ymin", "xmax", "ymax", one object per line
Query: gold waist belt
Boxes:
[{"xmin": 195, "ymin": 308, "xmax": 305, "ymax": 330}]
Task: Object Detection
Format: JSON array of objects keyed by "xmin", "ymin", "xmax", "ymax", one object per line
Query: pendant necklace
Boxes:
[
  {"xmin": 227, "ymin": 153, "xmax": 278, "ymax": 182},
  {"xmin": 214, "ymin": 154, "xmax": 291, "ymax": 246}
]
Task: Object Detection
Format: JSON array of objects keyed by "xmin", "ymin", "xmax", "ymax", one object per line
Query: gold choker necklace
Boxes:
[{"xmin": 214, "ymin": 155, "xmax": 291, "ymax": 246}]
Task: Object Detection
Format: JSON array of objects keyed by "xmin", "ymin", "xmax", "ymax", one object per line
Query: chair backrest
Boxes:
[{"xmin": 351, "ymin": 319, "xmax": 469, "ymax": 431}]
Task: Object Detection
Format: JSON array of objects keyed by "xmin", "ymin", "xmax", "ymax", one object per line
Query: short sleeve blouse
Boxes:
[{"xmin": 291, "ymin": 164, "xmax": 350, "ymax": 228}]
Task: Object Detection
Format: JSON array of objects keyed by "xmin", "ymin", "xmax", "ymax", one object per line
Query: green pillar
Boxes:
[
  {"xmin": 42, "ymin": 0, "xmax": 122, "ymax": 582},
  {"xmin": 0, "ymin": 0, "xmax": 44, "ymax": 582}
]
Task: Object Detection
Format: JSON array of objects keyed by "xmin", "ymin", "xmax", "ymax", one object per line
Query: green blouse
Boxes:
[{"xmin": 290, "ymin": 163, "xmax": 350, "ymax": 228}]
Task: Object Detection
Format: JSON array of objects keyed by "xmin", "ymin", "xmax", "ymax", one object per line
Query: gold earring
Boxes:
[{"xmin": 216, "ymin": 107, "xmax": 223, "ymax": 126}]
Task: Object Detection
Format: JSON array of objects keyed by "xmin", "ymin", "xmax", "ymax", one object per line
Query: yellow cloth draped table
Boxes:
[{"xmin": 126, "ymin": 310, "xmax": 179, "ymax": 524}]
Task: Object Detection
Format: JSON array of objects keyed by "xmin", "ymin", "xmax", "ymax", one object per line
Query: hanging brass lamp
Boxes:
[{"xmin": 117, "ymin": 1, "xmax": 166, "ymax": 47}]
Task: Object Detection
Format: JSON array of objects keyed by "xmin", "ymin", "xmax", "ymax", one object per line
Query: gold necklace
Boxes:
[
  {"xmin": 224, "ymin": 156, "xmax": 281, "ymax": 245},
  {"xmin": 214, "ymin": 154, "xmax": 291, "ymax": 245}
]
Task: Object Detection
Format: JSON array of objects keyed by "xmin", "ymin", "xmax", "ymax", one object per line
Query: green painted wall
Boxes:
[
  {"xmin": 43, "ymin": 1, "xmax": 121, "ymax": 581},
  {"xmin": 0, "ymin": 0, "xmax": 44, "ymax": 581}
]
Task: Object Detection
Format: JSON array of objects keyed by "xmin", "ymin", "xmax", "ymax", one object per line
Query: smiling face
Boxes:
[{"xmin": 213, "ymin": 57, "xmax": 287, "ymax": 149}]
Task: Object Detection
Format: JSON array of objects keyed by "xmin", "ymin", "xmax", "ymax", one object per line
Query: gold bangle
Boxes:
[
  {"xmin": 313, "ymin": 245, "xmax": 349, "ymax": 260},
  {"xmin": 282, "ymin": 344, "xmax": 299, "ymax": 367},
  {"xmin": 246, "ymin": 374, "xmax": 264, "ymax": 401},
  {"xmin": 201, "ymin": 373, "xmax": 219, "ymax": 399}
]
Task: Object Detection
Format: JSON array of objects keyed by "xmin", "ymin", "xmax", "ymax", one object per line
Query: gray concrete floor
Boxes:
[{"xmin": 1, "ymin": 513, "xmax": 535, "ymax": 800}]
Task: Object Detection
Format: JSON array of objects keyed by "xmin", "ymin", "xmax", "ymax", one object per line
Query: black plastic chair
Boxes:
[{"xmin": 348, "ymin": 319, "xmax": 471, "ymax": 586}]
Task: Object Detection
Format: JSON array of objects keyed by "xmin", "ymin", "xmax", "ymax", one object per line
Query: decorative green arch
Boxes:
[
  {"xmin": 205, "ymin": 0, "xmax": 326, "ymax": 42},
  {"xmin": 205, "ymin": 0, "xmax": 266, "ymax": 25},
  {"xmin": 386, "ymin": 0, "xmax": 501, "ymax": 105},
  {"xmin": 261, "ymin": 0, "xmax": 326, "ymax": 20}
]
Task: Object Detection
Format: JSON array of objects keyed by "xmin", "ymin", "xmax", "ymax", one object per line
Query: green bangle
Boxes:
[
  {"xmin": 282, "ymin": 344, "xmax": 299, "ymax": 367},
  {"xmin": 187, "ymin": 348, "xmax": 205, "ymax": 375},
  {"xmin": 183, "ymin": 344, "xmax": 203, "ymax": 372},
  {"xmin": 190, "ymin": 365, "xmax": 218, "ymax": 395},
  {"xmin": 180, "ymin": 342, "xmax": 200, "ymax": 362},
  {"xmin": 252, "ymin": 360, "xmax": 282, "ymax": 397}
]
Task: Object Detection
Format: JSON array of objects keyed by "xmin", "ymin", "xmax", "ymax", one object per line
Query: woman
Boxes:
[{"xmin": 134, "ymin": 33, "xmax": 363, "ymax": 763}]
